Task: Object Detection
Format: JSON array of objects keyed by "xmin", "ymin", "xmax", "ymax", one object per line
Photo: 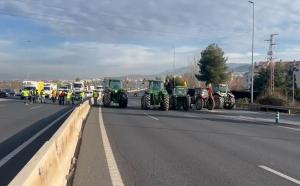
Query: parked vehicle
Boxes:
[
  {"xmin": 213, "ymin": 84, "xmax": 235, "ymax": 109},
  {"xmin": 44, "ymin": 83, "xmax": 57, "ymax": 98},
  {"xmin": 169, "ymin": 86, "xmax": 191, "ymax": 111},
  {"xmin": 0, "ymin": 89, "xmax": 7, "ymax": 98},
  {"xmin": 102, "ymin": 79, "xmax": 128, "ymax": 108},
  {"xmin": 194, "ymin": 88, "xmax": 215, "ymax": 110},
  {"xmin": 141, "ymin": 80, "xmax": 169, "ymax": 111},
  {"xmin": 73, "ymin": 81, "xmax": 86, "ymax": 100}
]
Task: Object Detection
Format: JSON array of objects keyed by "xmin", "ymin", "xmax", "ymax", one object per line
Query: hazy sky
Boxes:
[{"xmin": 0, "ymin": 0, "xmax": 299, "ymax": 80}]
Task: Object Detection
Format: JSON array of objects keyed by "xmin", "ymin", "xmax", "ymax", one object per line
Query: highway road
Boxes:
[
  {"xmin": 73, "ymin": 95, "xmax": 300, "ymax": 186},
  {"xmin": 0, "ymin": 98, "xmax": 75, "ymax": 185}
]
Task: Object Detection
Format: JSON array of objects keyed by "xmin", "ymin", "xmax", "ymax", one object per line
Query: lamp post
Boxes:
[{"xmin": 248, "ymin": 1, "xmax": 255, "ymax": 104}]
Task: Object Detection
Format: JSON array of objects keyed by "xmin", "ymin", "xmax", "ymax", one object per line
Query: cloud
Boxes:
[
  {"xmin": 0, "ymin": 41, "xmax": 201, "ymax": 79},
  {"xmin": 0, "ymin": 0, "xmax": 299, "ymax": 79}
]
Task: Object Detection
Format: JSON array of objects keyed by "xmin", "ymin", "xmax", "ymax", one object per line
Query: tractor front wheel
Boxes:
[
  {"xmin": 103, "ymin": 92, "xmax": 111, "ymax": 107},
  {"xmin": 119, "ymin": 93, "xmax": 128, "ymax": 108},
  {"xmin": 214, "ymin": 95, "xmax": 224, "ymax": 109},
  {"xmin": 206, "ymin": 97, "xmax": 215, "ymax": 110}
]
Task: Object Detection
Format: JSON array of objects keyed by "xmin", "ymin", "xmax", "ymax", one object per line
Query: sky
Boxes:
[{"xmin": 0, "ymin": 0, "xmax": 299, "ymax": 80}]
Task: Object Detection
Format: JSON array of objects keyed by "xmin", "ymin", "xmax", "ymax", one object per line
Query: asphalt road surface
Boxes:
[
  {"xmin": 73, "ymin": 95, "xmax": 300, "ymax": 186},
  {"xmin": 0, "ymin": 98, "xmax": 75, "ymax": 185}
]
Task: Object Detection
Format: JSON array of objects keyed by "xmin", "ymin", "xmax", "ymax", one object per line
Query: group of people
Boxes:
[
  {"xmin": 51, "ymin": 90, "xmax": 82, "ymax": 105},
  {"xmin": 22, "ymin": 88, "xmax": 100, "ymax": 106},
  {"xmin": 21, "ymin": 89, "xmax": 46, "ymax": 105}
]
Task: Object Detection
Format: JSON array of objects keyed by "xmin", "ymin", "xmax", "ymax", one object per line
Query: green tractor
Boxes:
[
  {"xmin": 213, "ymin": 84, "xmax": 235, "ymax": 109},
  {"xmin": 102, "ymin": 79, "xmax": 128, "ymax": 108},
  {"xmin": 169, "ymin": 86, "xmax": 191, "ymax": 111},
  {"xmin": 141, "ymin": 80, "xmax": 169, "ymax": 111}
]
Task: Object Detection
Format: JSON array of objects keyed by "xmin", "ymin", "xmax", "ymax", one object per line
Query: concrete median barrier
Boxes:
[{"xmin": 9, "ymin": 101, "xmax": 90, "ymax": 186}]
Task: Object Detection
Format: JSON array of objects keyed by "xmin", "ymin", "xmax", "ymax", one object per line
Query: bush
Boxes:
[
  {"xmin": 236, "ymin": 98, "xmax": 250, "ymax": 105},
  {"xmin": 257, "ymin": 94, "xmax": 287, "ymax": 106}
]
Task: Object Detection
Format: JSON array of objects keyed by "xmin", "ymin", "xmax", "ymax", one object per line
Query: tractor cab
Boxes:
[
  {"xmin": 108, "ymin": 79, "xmax": 123, "ymax": 90},
  {"xmin": 148, "ymin": 80, "xmax": 164, "ymax": 91}
]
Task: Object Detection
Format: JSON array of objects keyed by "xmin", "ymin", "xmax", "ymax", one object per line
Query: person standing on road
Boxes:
[
  {"xmin": 71, "ymin": 91, "xmax": 75, "ymax": 105},
  {"xmin": 64, "ymin": 91, "xmax": 68, "ymax": 105},
  {"xmin": 29, "ymin": 90, "xmax": 34, "ymax": 104},
  {"xmin": 23, "ymin": 89, "xmax": 29, "ymax": 105},
  {"xmin": 80, "ymin": 91, "xmax": 85, "ymax": 103},
  {"xmin": 58, "ymin": 90, "xmax": 63, "ymax": 105},
  {"xmin": 51, "ymin": 90, "xmax": 56, "ymax": 103},
  {"xmin": 67, "ymin": 90, "xmax": 72, "ymax": 105},
  {"xmin": 92, "ymin": 90, "xmax": 99, "ymax": 106},
  {"xmin": 35, "ymin": 89, "xmax": 39, "ymax": 103},
  {"xmin": 40, "ymin": 89, "xmax": 46, "ymax": 104}
]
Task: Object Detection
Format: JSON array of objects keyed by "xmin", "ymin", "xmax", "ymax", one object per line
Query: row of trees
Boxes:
[{"xmin": 254, "ymin": 63, "xmax": 299, "ymax": 100}]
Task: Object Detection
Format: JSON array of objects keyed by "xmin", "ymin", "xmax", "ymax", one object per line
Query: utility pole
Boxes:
[
  {"xmin": 248, "ymin": 1, "xmax": 255, "ymax": 104},
  {"xmin": 173, "ymin": 47, "xmax": 176, "ymax": 95},
  {"xmin": 265, "ymin": 33, "xmax": 278, "ymax": 95}
]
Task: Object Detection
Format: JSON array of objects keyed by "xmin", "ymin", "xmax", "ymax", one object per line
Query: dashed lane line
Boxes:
[
  {"xmin": 259, "ymin": 165, "xmax": 300, "ymax": 185},
  {"xmin": 29, "ymin": 105, "xmax": 42, "ymax": 110},
  {"xmin": 143, "ymin": 113, "xmax": 159, "ymax": 121}
]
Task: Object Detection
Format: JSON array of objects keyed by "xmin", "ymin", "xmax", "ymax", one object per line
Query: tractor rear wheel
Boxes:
[
  {"xmin": 161, "ymin": 94, "xmax": 169, "ymax": 111},
  {"xmin": 141, "ymin": 95, "xmax": 145, "ymax": 109},
  {"xmin": 195, "ymin": 97, "xmax": 203, "ymax": 110},
  {"xmin": 145, "ymin": 94, "xmax": 151, "ymax": 109}
]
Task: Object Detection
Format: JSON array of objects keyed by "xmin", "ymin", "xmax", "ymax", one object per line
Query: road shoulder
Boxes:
[{"xmin": 72, "ymin": 107, "xmax": 112, "ymax": 186}]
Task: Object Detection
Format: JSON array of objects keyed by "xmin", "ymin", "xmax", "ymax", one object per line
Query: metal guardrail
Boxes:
[{"xmin": 237, "ymin": 103, "xmax": 300, "ymax": 114}]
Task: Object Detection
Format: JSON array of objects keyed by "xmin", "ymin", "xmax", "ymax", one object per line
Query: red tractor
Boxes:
[{"xmin": 194, "ymin": 88, "xmax": 215, "ymax": 110}]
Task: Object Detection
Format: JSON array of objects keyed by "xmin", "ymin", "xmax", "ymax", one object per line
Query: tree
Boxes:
[
  {"xmin": 75, "ymin": 77, "xmax": 80, "ymax": 81},
  {"xmin": 195, "ymin": 44, "xmax": 229, "ymax": 84},
  {"xmin": 254, "ymin": 67, "xmax": 268, "ymax": 93}
]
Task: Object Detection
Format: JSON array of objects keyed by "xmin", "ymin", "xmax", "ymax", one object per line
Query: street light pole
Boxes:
[
  {"xmin": 293, "ymin": 69, "xmax": 295, "ymax": 106},
  {"xmin": 248, "ymin": 1, "xmax": 255, "ymax": 104}
]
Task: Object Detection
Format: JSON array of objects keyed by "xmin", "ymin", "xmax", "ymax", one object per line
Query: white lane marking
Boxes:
[
  {"xmin": 29, "ymin": 105, "xmax": 42, "ymax": 110},
  {"xmin": 278, "ymin": 126, "xmax": 300, "ymax": 131},
  {"xmin": 143, "ymin": 113, "xmax": 159, "ymax": 121},
  {"xmin": 259, "ymin": 165, "xmax": 300, "ymax": 185},
  {"xmin": 0, "ymin": 108, "xmax": 73, "ymax": 168},
  {"xmin": 99, "ymin": 107, "xmax": 124, "ymax": 186}
]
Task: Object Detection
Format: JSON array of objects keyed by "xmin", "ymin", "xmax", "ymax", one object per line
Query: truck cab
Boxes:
[{"xmin": 73, "ymin": 81, "xmax": 85, "ymax": 100}]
